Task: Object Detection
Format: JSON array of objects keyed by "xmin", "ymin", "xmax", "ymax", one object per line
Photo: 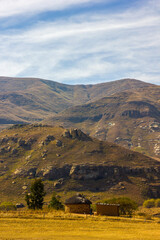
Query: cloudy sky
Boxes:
[{"xmin": 0, "ymin": 0, "xmax": 159, "ymax": 84}]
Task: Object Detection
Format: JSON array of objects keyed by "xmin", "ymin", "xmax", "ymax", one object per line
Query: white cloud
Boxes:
[
  {"xmin": 0, "ymin": 0, "xmax": 107, "ymax": 17},
  {"xmin": 0, "ymin": 0, "xmax": 160, "ymax": 84}
]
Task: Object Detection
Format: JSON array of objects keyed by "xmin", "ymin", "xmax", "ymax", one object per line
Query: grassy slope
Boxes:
[
  {"xmin": 0, "ymin": 124, "xmax": 159, "ymax": 203},
  {"xmin": 0, "ymin": 77, "xmax": 153, "ymax": 125}
]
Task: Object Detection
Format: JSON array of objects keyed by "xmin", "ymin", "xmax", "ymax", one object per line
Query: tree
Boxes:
[
  {"xmin": 104, "ymin": 197, "xmax": 138, "ymax": 216},
  {"xmin": 25, "ymin": 178, "xmax": 46, "ymax": 210},
  {"xmin": 155, "ymin": 199, "xmax": 160, "ymax": 207},
  {"xmin": 141, "ymin": 186, "xmax": 154, "ymax": 199},
  {"xmin": 48, "ymin": 192, "xmax": 64, "ymax": 210},
  {"xmin": 143, "ymin": 199, "xmax": 155, "ymax": 208}
]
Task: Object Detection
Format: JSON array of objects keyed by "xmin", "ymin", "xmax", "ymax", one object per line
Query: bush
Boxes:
[
  {"xmin": 141, "ymin": 186, "xmax": 154, "ymax": 199},
  {"xmin": 155, "ymin": 199, "xmax": 160, "ymax": 208},
  {"xmin": 0, "ymin": 202, "xmax": 16, "ymax": 211},
  {"xmin": 48, "ymin": 193, "xmax": 64, "ymax": 210},
  {"xmin": 104, "ymin": 197, "xmax": 138, "ymax": 216},
  {"xmin": 143, "ymin": 199, "xmax": 155, "ymax": 208}
]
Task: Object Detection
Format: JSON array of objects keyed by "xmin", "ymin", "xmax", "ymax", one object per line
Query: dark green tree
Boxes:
[
  {"xmin": 48, "ymin": 192, "xmax": 64, "ymax": 210},
  {"xmin": 25, "ymin": 178, "xmax": 46, "ymax": 210}
]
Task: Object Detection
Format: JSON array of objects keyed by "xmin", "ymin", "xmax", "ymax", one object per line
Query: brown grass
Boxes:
[{"xmin": 0, "ymin": 210, "xmax": 160, "ymax": 240}]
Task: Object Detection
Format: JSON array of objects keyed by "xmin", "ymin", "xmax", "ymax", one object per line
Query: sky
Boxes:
[{"xmin": 0, "ymin": 0, "xmax": 160, "ymax": 85}]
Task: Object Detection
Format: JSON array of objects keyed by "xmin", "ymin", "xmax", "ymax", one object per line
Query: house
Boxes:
[
  {"xmin": 96, "ymin": 203, "xmax": 119, "ymax": 216},
  {"xmin": 65, "ymin": 193, "xmax": 92, "ymax": 214}
]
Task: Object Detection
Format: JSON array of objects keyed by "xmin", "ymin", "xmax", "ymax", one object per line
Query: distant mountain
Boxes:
[
  {"xmin": 0, "ymin": 76, "xmax": 153, "ymax": 127},
  {"xmin": 0, "ymin": 124, "xmax": 160, "ymax": 202},
  {"xmin": 45, "ymin": 86, "xmax": 160, "ymax": 159}
]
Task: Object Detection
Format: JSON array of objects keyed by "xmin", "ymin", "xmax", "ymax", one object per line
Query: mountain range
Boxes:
[{"xmin": 0, "ymin": 76, "xmax": 159, "ymax": 159}]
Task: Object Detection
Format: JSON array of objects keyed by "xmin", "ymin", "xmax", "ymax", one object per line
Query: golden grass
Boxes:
[{"xmin": 0, "ymin": 211, "xmax": 160, "ymax": 240}]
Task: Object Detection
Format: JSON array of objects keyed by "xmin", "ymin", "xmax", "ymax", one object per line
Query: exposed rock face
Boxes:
[
  {"xmin": 63, "ymin": 128, "xmax": 91, "ymax": 141},
  {"xmin": 11, "ymin": 148, "xmax": 18, "ymax": 154},
  {"xmin": 13, "ymin": 167, "xmax": 37, "ymax": 178},
  {"xmin": 44, "ymin": 135, "xmax": 55, "ymax": 145},
  {"xmin": 0, "ymin": 137, "xmax": 9, "ymax": 144},
  {"xmin": 63, "ymin": 130, "xmax": 72, "ymax": 138},
  {"xmin": 37, "ymin": 165, "xmax": 71, "ymax": 180},
  {"xmin": 18, "ymin": 139, "xmax": 26, "ymax": 147},
  {"xmin": 56, "ymin": 140, "xmax": 62, "ymax": 147},
  {"xmin": 8, "ymin": 163, "xmax": 160, "ymax": 196},
  {"xmin": 68, "ymin": 165, "xmax": 160, "ymax": 181},
  {"xmin": 121, "ymin": 101, "xmax": 160, "ymax": 119},
  {"xmin": 18, "ymin": 138, "xmax": 36, "ymax": 148},
  {"xmin": 34, "ymin": 164, "xmax": 160, "ymax": 182},
  {"xmin": 54, "ymin": 178, "xmax": 64, "ymax": 188}
]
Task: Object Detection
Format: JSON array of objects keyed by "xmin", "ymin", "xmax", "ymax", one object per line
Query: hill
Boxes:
[
  {"xmin": 45, "ymin": 86, "xmax": 160, "ymax": 159},
  {"xmin": 0, "ymin": 124, "xmax": 160, "ymax": 202},
  {"xmin": 0, "ymin": 77, "xmax": 153, "ymax": 127}
]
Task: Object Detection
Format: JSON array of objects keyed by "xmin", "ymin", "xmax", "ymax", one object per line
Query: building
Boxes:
[
  {"xmin": 96, "ymin": 203, "xmax": 119, "ymax": 216},
  {"xmin": 65, "ymin": 193, "xmax": 92, "ymax": 214}
]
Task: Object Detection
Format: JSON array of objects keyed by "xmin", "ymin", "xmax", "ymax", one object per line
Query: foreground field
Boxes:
[{"xmin": 0, "ymin": 212, "xmax": 160, "ymax": 240}]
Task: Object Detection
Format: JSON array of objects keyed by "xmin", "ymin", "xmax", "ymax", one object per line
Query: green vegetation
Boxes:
[
  {"xmin": 0, "ymin": 202, "xmax": 16, "ymax": 211},
  {"xmin": 104, "ymin": 197, "xmax": 138, "ymax": 216},
  {"xmin": 155, "ymin": 199, "xmax": 160, "ymax": 207},
  {"xmin": 143, "ymin": 199, "xmax": 160, "ymax": 208},
  {"xmin": 141, "ymin": 186, "xmax": 154, "ymax": 199},
  {"xmin": 48, "ymin": 193, "xmax": 64, "ymax": 210},
  {"xmin": 25, "ymin": 179, "xmax": 46, "ymax": 210}
]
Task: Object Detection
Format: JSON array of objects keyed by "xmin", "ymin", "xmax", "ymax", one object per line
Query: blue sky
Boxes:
[{"xmin": 0, "ymin": 0, "xmax": 159, "ymax": 85}]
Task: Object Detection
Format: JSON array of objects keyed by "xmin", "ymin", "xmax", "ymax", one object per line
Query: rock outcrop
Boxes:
[{"xmin": 63, "ymin": 128, "xmax": 91, "ymax": 141}]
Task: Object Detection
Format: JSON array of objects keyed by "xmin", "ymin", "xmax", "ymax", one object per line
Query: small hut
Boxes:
[
  {"xmin": 96, "ymin": 203, "xmax": 119, "ymax": 216},
  {"xmin": 65, "ymin": 194, "xmax": 92, "ymax": 214}
]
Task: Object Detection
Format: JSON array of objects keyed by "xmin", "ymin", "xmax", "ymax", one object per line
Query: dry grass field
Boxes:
[{"xmin": 0, "ymin": 211, "xmax": 160, "ymax": 240}]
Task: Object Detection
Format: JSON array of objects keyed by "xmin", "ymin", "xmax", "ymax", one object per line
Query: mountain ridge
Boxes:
[{"xmin": 0, "ymin": 76, "xmax": 155, "ymax": 126}]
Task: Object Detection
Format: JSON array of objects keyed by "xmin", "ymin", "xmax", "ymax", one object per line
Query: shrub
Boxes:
[
  {"xmin": 143, "ymin": 199, "xmax": 155, "ymax": 208},
  {"xmin": 48, "ymin": 193, "xmax": 64, "ymax": 210},
  {"xmin": 104, "ymin": 197, "xmax": 138, "ymax": 216},
  {"xmin": 0, "ymin": 202, "xmax": 16, "ymax": 211},
  {"xmin": 155, "ymin": 199, "xmax": 160, "ymax": 208},
  {"xmin": 141, "ymin": 186, "xmax": 154, "ymax": 199}
]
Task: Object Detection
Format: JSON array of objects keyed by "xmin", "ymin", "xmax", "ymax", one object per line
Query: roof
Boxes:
[
  {"xmin": 96, "ymin": 203, "xmax": 120, "ymax": 206},
  {"xmin": 65, "ymin": 193, "xmax": 92, "ymax": 205}
]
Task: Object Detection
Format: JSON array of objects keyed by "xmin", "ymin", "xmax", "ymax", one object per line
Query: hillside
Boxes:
[
  {"xmin": 45, "ymin": 86, "xmax": 160, "ymax": 159},
  {"xmin": 0, "ymin": 124, "xmax": 160, "ymax": 202},
  {"xmin": 0, "ymin": 77, "xmax": 153, "ymax": 127}
]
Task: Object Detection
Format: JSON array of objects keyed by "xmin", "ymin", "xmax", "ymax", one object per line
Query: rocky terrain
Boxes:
[
  {"xmin": 0, "ymin": 76, "xmax": 159, "ymax": 159},
  {"xmin": 0, "ymin": 124, "xmax": 160, "ymax": 202},
  {"xmin": 45, "ymin": 86, "xmax": 160, "ymax": 159}
]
